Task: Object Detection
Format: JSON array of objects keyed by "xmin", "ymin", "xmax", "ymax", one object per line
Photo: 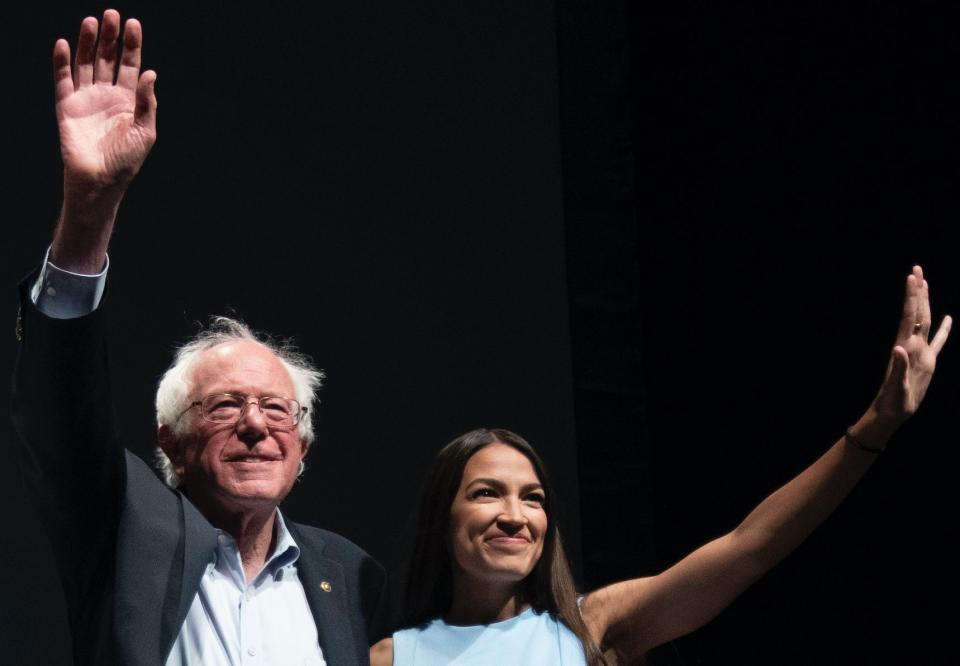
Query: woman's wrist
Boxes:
[{"xmin": 845, "ymin": 408, "xmax": 899, "ymax": 454}]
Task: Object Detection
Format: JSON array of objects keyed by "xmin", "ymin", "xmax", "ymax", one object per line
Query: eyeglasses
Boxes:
[{"xmin": 179, "ymin": 393, "xmax": 306, "ymax": 428}]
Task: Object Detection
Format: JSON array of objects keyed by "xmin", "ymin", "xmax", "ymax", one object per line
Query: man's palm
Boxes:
[
  {"xmin": 54, "ymin": 11, "xmax": 156, "ymax": 189},
  {"xmin": 59, "ymin": 85, "xmax": 152, "ymax": 184}
]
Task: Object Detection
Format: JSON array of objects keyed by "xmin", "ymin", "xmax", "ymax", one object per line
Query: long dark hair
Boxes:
[{"xmin": 401, "ymin": 428, "xmax": 606, "ymax": 666}]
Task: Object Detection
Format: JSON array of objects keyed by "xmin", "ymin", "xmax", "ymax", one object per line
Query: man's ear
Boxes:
[{"xmin": 158, "ymin": 425, "xmax": 185, "ymax": 476}]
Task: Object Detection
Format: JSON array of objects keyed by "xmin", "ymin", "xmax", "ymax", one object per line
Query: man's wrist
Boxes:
[
  {"xmin": 64, "ymin": 169, "xmax": 134, "ymax": 199},
  {"xmin": 32, "ymin": 246, "xmax": 109, "ymax": 319},
  {"xmin": 51, "ymin": 194, "xmax": 122, "ymax": 273}
]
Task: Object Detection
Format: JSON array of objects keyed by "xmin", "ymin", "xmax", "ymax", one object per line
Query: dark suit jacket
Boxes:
[{"xmin": 12, "ymin": 279, "xmax": 386, "ymax": 665}]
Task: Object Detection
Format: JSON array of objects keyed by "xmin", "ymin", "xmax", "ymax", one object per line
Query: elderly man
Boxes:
[{"xmin": 13, "ymin": 10, "xmax": 385, "ymax": 665}]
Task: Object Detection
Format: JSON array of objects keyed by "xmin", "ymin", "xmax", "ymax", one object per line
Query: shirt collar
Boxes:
[
  {"xmin": 268, "ymin": 510, "xmax": 301, "ymax": 575},
  {"xmin": 213, "ymin": 510, "xmax": 302, "ymax": 586}
]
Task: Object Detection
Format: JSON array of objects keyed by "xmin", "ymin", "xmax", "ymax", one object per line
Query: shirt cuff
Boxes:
[{"xmin": 30, "ymin": 247, "xmax": 109, "ymax": 319}]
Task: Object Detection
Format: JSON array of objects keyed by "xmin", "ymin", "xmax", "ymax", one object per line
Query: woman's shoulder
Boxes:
[
  {"xmin": 374, "ymin": 623, "xmax": 432, "ymax": 666},
  {"xmin": 370, "ymin": 637, "xmax": 393, "ymax": 666}
]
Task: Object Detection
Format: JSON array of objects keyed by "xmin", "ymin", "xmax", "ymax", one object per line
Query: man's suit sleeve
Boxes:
[{"xmin": 12, "ymin": 272, "xmax": 124, "ymax": 653}]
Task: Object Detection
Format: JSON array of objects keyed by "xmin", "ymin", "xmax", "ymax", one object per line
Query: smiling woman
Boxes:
[
  {"xmin": 371, "ymin": 267, "xmax": 952, "ymax": 666},
  {"xmin": 382, "ymin": 428, "xmax": 602, "ymax": 665},
  {"xmin": 448, "ymin": 444, "xmax": 549, "ymax": 599}
]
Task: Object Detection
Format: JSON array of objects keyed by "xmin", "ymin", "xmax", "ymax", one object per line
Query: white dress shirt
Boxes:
[{"xmin": 166, "ymin": 512, "xmax": 326, "ymax": 666}]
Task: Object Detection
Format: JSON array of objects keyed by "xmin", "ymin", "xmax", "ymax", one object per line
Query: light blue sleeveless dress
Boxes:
[{"xmin": 391, "ymin": 607, "xmax": 588, "ymax": 665}]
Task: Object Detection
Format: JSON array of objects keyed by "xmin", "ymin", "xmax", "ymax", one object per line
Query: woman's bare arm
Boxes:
[
  {"xmin": 370, "ymin": 637, "xmax": 394, "ymax": 666},
  {"xmin": 581, "ymin": 266, "xmax": 951, "ymax": 660}
]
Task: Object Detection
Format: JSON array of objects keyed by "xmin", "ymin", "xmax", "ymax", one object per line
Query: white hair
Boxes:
[{"xmin": 154, "ymin": 316, "xmax": 324, "ymax": 488}]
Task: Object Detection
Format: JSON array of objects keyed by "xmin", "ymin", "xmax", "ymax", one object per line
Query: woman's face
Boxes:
[{"xmin": 448, "ymin": 443, "xmax": 548, "ymax": 587}]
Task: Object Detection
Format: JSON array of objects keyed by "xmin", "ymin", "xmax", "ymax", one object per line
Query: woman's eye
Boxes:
[
  {"xmin": 525, "ymin": 493, "xmax": 546, "ymax": 505},
  {"xmin": 471, "ymin": 488, "xmax": 496, "ymax": 499}
]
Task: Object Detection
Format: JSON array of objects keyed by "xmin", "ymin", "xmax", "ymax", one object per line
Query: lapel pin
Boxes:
[{"xmin": 320, "ymin": 580, "xmax": 332, "ymax": 593}]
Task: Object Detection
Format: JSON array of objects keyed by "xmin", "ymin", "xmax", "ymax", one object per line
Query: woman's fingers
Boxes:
[
  {"xmin": 897, "ymin": 271, "xmax": 921, "ymax": 341},
  {"xmin": 919, "ymin": 278, "xmax": 933, "ymax": 339},
  {"xmin": 911, "ymin": 266, "xmax": 929, "ymax": 339},
  {"xmin": 890, "ymin": 346, "xmax": 909, "ymax": 388},
  {"xmin": 929, "ymin": 315, "xmax": 953, "ymax": 355}
]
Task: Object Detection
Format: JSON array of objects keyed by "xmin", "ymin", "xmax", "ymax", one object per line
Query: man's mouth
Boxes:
[{"xmin": 225, "ymin": 454, "xmax": 281, "ymax": 463}]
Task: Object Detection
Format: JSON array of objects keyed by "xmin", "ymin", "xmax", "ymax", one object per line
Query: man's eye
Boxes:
[
  {"xmin": 209, "ymin": 397, "xmax": 242, "ymax": 411},
  {"xmin": 262, "ymin": 398, "xmax": 291, "ymax": 414}
]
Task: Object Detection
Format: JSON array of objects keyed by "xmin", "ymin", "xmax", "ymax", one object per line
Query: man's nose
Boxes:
[{"xmin": 235, "ymin": 399, "xmax": 268, "ymax": 442}]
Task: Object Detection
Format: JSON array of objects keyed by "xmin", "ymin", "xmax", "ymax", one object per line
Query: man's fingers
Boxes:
[
  {"xmin": 53, "ymin": 39, "xmax": 74, "ymax": 103},
  {"xmin": 930, "ymin": 315, "xmax": 952, "ymax": 355},
  {"xmin": 134, "ymin": 70, "xmax": 158, "ymax": 130},
  {"xmin": 116, "ymin": 18, "xmax": 143, "ymax": 91},
  {"xmin": 94, "ymin": 9, "xmax": 121, "ymax": 84},
  {"xmin": 75, "ymin": 16, "xmax": 98, "ymax": 88}
]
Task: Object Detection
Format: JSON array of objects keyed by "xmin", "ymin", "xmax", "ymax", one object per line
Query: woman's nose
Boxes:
[{"xmin": 497, "ymin": 499, "xmax": 528, "ymax": 527}]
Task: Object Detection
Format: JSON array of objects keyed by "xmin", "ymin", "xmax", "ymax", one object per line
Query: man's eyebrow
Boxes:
[{"xmin": 201, "ymin": 390, "xmax": 288, "ymax": 398}]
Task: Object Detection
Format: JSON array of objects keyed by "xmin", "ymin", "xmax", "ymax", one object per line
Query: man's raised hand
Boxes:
[
  {"xmin": 50, "ymin": 9, "xmax": 157, "ymax": 274},
  {"xmin": 55, "ymin": 10, "xmax": 156, "ymax": 190}
]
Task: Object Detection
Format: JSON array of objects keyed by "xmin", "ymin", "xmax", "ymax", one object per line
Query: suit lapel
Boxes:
[
  {"xmin": 289, "ymin": 522, "xmax": 361, "ymax": 666},
  {"xmin": 116, "ymin": 454, "xmax": 219, "ymax": 664},
  {"xmin": 174, "ymin": 497, "xmax": 220, "ymax": 641}
]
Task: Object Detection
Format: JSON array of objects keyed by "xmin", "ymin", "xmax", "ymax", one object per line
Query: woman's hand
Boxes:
[{"xmin": 868, "ymin": 265, "xmax": 951, "ymax": 431}]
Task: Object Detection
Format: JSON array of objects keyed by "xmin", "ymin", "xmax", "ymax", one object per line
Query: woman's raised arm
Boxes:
[{"xmin": 580, "ymin": 265, "xmax": 951, "ymax": 661}]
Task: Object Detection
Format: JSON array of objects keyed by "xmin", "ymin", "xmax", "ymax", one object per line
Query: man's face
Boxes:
[{"xmin": 163, "ymin": 340, "xmax": 306, "ymax": 514}]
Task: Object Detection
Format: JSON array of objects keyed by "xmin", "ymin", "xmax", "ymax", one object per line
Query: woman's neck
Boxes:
[{"xmin": 446, "ymin": 577, "xmax": 528, "ymax": 625}]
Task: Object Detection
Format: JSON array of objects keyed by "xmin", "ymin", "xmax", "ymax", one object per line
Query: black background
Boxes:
[{"xmin": 2, "ymin": 2, "xmax": 957, "ymax": 664}]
